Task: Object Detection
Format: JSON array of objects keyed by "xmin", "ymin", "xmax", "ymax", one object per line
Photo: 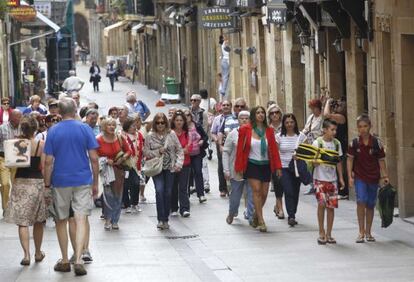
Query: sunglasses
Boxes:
[
  {"xmin": 2, "ymin": 103, "xmax": 9, "ymax": 105},
  {"xmin": 235, "ymin": 105, "xmax": 245, "ymax": 109},
  {"xmin": 269, "ymin": 111, "xmax": 280, "ymax": 115},
  {"xmin": 156, "ymin": 121, "xmax": 165, "ymax": 125},
  {"xmin": 51, "ymin": 119, "xmax": 60, "ymax": 122},
  {"xmin": 190, "ymin": 99, "xmax": 200, "ymax": 102}
]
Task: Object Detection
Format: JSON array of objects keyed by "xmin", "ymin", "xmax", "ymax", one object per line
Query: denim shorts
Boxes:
[{"xmin": 355, "ymin": 178, "xmax": 379, "ymax": 208}]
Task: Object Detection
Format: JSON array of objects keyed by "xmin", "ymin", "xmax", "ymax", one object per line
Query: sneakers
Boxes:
[
  {"xmin": 204, "ymin": 187, "xmax": 210, "ymax": 194},
  {"xmin": 140, "ymin": 196, "xmax": 147, "ymax": 203},
  {"xmin": 125, "ymin": 207, "xmax": 132, "ymax": 214},
  {"xmin": 81, "ymin": 251, "xmax": 93, "ymax": 264},
  {"xmin": 189, "ymin": 187, "xmax": 196, "ymax": 195},
  {"xmin": 170, "ymin": 211, "xmax": 179, "ymax": 217},
  {"xmin": 112, "ymin": 223, "xmax": 119, "ymax": 230},
  {"xmin": 157, "ymin": 221, "xmax": 170, "ymax": 230},
  {"xmin": 182, "ymin": 211, "xmax": 190, "ymax": 217},
  {"xmin": 132, "ymin": 205, "xmax": 142, "ymax": 212},
  {"xmin": 104, "ymin": 221, "xmax": 112, "ymax": 231},
  {"xmin": 199, "ymin": 196, "xmax": 207, "ymax": 203},
  {"xmin": 74, "ymin": 263, "xmax": 87, "ymax": 276},
  {"xmin": 304, "ymin": 187, "xmax": 316, "ymax": 195},
  {"xmin": 288, "ymin": 218, "xmax": 298, "ymax": 227}
]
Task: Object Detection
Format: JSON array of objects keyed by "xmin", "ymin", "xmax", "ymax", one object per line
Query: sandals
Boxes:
[
  {"xmin": 273, "ymin": 206, "xmax": 285, "ymax": 219},
  {"xmin": 317, "ymin": 237, "xmax": 327, "ymax": 245},
  {"xmin": 366, "ymin": 235, "xmax": 376, "ymax": 242},
  {"xmin": 326, "ymin": 237, "xmax": 337, "ymax": 244},
  {"xmin": 356, "ymin": 234, "xmax": 365, "ymax": 243},
  {"xmin": 35, "ymin": 251, "xmax": 45, "ymax": 263},
  {"xmin": 20, "ymin": 258, "xmax": 30, "ymax": 266}
]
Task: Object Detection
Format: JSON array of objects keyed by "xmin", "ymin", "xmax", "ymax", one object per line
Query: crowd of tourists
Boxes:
[{"xmin": 0, "ymin": 88, "xmax": 388, "ymax": 276}]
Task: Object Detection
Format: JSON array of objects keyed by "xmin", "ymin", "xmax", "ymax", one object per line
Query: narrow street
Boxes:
[{"xmin": 0, "ymin": 63, "xmax": 413, "ymax": 282}]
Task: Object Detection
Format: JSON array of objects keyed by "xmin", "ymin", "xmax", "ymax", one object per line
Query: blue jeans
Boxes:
[
  {"xmin": 229, "ymin": 179, "xmax": 254, "ymax": 218},
  {"xmin": 280, "ymin": 168, "xmax": 301, "ymax": 219},
  {"xmin": 153, "ymin": 170, "xmax": 174, "ymax": 222},
  {"xmin": 103, "ymin": 184, "xmax": 123, "ymax": 224},
  {"xmin": 171, "ymin": 166, "xmax": 190, "ymax": 214},
  {"xmin": 190, "ymin": 154, "xmax": 205, "ymax": 197}
]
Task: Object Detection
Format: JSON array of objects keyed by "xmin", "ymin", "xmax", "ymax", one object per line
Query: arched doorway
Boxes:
[{"xmin": 74, "ymin": 13, "xmax": 89, "ymax": 49}]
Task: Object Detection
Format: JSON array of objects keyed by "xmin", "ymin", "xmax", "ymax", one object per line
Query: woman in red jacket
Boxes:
[
  {"xmin": 235, "ymin": 106, "xmax": 282, "ymax": 232},
  {"xmin": 0, "ymin": 97, "xmax": 13, "ymax": 125}
]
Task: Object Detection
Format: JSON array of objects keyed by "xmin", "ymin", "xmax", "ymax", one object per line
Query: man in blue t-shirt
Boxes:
[{"xmin": 44, "ymin": 98, "xmax": 99, "ymax": 276}]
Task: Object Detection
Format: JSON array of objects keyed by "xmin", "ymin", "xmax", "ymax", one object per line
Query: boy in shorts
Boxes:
[
  {"xmin": 347, "ymin": 114, "xmax": 388, "ymax": 243},
  {"xmin": 312, "ymin": 119, "xmax": 345, "ymax": 245}
]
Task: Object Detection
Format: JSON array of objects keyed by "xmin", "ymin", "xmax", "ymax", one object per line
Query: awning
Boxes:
[
  {"xmin": 21, "ymin": 0, "xmax": 60, "ymax": 32},
  {"xmin": 104, "ymin": 21, "xmax": 128, "ymax": 37},
  {"xmin": 9, "ymin": 0, "xmax": 60, "ymax": 46},
  {"xmin": 131, "ymin": 23, "xmax": 145, "ymax": 36}
]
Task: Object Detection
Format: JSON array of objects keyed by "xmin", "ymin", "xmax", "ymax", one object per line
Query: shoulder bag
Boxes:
[
  {"xmin": 114, "ymin": 135, "xmax": 134, "ymax": 171},
  {"xmin": 4, "ymin": 139, "xmax": 31, "ymax": 168},
  {"xmin": 142, "ymin": 136, "xmax": 168, "ymax": 177}
]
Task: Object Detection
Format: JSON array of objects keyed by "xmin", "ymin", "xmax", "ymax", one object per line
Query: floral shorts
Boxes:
[{"xmin": 314, "ymin": 180, "xmax": 338, "ymax": 209}]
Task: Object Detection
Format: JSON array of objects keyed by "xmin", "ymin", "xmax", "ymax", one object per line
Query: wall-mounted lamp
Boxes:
[
  {"xmin": 333, "ymin": 38, "xmax": 344, "ymax": 53},
  {"xmin": 309, "ymin": 35, "xmax": 315, "ymax": 49},
  {"xmin": 246, "ymin": 47, "xmax": 256, "ymax": 55},
  {"xmin": 298, "ymin": 32, "xmax": 309, "ymax": 46},
  {"xmin": 355, "ymin": 32, "xmax": 363, "ymax": 49}
]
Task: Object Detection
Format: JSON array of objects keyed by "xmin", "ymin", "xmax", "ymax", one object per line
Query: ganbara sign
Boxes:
[
  {"xmin": 10, "ymin": 5, "xmax": 37, "ymax": 22},
  {"xmin": 7, "ymin": 0, "xmax": 20, "ymax": 7},
  {"xmin": 199, "ymin": 7, "xmax": 234, "ymax": 29}
]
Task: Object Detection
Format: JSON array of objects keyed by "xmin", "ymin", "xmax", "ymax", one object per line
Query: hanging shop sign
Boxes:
[
  {"xmin": 267, "ymin": 7, "xmax": 287, "ymax": 24},
  {"xmin": 7, "ymin": 0, "xmax": 20, "ymax": 7},
  {"xmin": 10, "ymin": 5, "xmax": 37, "ymax": 22},
  {"xmin": 33, "ymin": 1, "xmax": 52, "ymax": 18},
  {"xmin": 199, "ymin": 7, "xmax": 234, "ymax": 29}
]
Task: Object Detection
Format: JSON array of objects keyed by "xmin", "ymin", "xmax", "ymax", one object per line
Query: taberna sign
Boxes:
[
  {"xmin": 267, "ymin": 7, "xmax": 287, "ymax": 24},
  {"xmin": 199, "ymin": 7, "xmax": 235, "ymax": 29}
]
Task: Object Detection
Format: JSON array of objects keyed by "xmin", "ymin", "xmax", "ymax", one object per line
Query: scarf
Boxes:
[{"xmin": 253, "ymin": 126, "xmax": 267, "ymax": 158}]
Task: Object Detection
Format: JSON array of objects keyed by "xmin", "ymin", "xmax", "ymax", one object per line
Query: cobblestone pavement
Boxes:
[{"xmin": 0, "ymin": 63, "xmax": 413, "ymax": 282}]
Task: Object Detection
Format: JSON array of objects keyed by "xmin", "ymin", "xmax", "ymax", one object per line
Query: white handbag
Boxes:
[{"xmin": 4, "ymin": 139, "xmax": 31, "ymax": 168}]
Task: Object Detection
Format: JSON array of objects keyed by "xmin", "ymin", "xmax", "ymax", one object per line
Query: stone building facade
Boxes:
[{"xmin": 70, "ymin": 0, "xmax": 414, "ymax": 218}]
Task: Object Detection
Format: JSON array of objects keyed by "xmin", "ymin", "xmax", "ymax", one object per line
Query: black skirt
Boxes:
[{"xmin": 244, "ymin": 161, "xmax": 271, "ymax": 183}]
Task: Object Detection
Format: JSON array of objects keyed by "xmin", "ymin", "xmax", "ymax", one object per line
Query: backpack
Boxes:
[
  {"xmin": 316, "ymin": 137, "xmax": 341, "ymax": 152},
  {"xmin": 351, "ymin": 136, "xmax": 381, "ymax": 159}
]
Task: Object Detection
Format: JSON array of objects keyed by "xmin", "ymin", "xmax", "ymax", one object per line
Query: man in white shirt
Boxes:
[{"xmin": 62, "ymin": 70, "xmax": 85, "ymax": 95}]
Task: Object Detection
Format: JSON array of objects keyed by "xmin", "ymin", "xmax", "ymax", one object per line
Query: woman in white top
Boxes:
[
  {"xmin": 302, "ymin": 99, "xmax": 323, "ymax": 144},
  {"xmin": 276, "ymin": 113, "xmax": 307, "ymax": 227},
  {"xmin": 267, "ymin": 104, "xmax": 284, "ymax": 219},
  {"xmin": 302, "ymin": 99, "xmax": 323, "ymax": 195}
]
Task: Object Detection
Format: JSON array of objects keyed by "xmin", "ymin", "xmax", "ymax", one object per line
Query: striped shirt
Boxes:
[{"xmin": 276, "ymin": 132, "xmax": 307, "ymax": 168}]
